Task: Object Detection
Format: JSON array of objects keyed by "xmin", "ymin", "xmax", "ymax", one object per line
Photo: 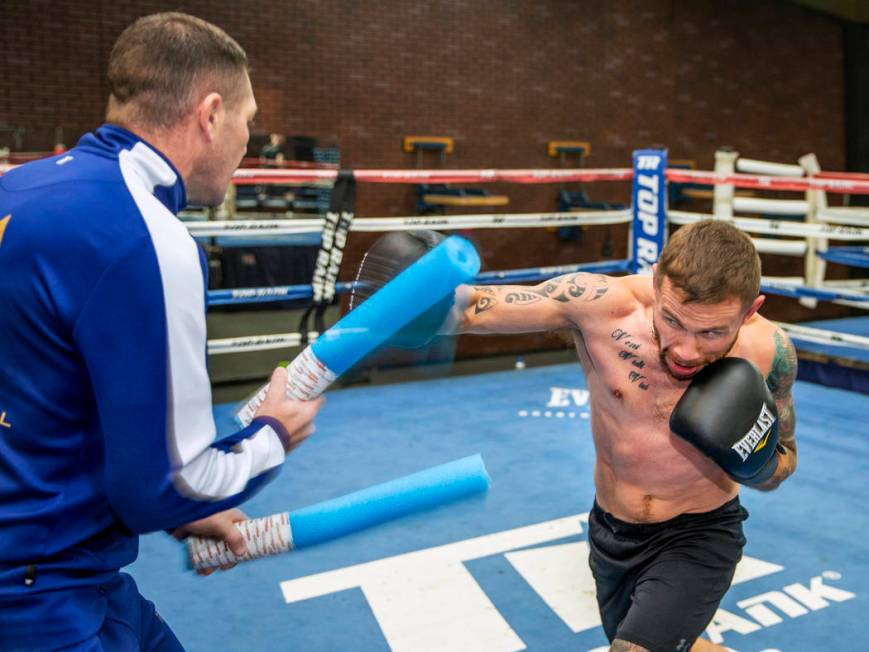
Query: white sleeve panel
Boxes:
[
  {"xmin": 119, "ymin": 144, "xmax": 284, "ymax": 499},
  {"xmin": 178, "ymin": 424, "xmax": 286, "ymax": 499}
]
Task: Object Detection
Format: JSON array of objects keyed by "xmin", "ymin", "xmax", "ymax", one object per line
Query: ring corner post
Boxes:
[{"xmin": 630, "ymin": 148, "xmax": 668, "ymax": 275}]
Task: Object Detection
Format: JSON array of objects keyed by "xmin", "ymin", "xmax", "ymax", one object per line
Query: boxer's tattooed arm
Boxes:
[
  {"xmin": 465, "ymin": 274, "xmax": 613, "ymax": 332},
  {"xmin": 541, "ymin": 273, "xmax": 610, "ymax": 303},
  {"xmin": 472, "ymin": 274, "xmax": 609, "ymax": 313},
  {"xmin": 756, "ymin": 329, "xmax": 799, "ymax": 491}
]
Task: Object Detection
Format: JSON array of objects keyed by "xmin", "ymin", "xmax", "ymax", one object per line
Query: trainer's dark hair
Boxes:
[
  {"xmin": 106, "ymin": 12, "xmax": 248, "ymax": 128},
  {"xmin": 656, "ymin": 220, "xmax": 761, "ymax": 309}
]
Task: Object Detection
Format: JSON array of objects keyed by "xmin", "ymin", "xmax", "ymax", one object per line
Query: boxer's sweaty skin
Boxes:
[{"xmin": 462, "ymin": 273, "xmax": 797, "ymax": 523}]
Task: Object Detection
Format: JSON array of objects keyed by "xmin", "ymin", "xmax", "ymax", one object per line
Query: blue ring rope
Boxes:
[{"xmin": 207, "ymin": 259, "xmax": 633, "ymax": 306}]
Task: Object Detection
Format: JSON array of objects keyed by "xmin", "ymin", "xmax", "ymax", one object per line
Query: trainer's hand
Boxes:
[
  {"xmin": 173, "ymin": 508, "xmax": 249, "ymax": 576},
  {"xmin": 255, "ymin": 366, "xmax": 324, "ymax": 452}
]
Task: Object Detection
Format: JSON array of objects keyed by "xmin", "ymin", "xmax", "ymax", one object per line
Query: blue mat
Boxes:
[{"xmin": 128, "ymin": 364, "xmax": 869, "ymax": 651}]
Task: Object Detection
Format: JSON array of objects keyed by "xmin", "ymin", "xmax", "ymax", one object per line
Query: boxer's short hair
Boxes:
[
  {"xmin": 656, "ymin": 220, "xmax": 761, "ymax": 309},
  {"xmin": 107, "ymin": 12, "xmax": 248, "ymax": 128}
]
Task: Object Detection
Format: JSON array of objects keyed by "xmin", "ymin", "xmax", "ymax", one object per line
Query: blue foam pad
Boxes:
[
  {"xmin": 289, "ymin": 454, "xmax": 490, "ymax": 549},
  {"xmin": 311, "ymin": 235, "xmax": 480, "ymax": 375}
]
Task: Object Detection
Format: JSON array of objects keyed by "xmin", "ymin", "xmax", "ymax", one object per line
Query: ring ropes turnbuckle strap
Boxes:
[{"xmin": 298, "ymin": 171, "xmax": 355, "ymax": 343}]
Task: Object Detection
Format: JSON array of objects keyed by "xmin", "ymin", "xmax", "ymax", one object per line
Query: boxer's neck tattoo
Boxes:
[{"xmin": 611, "ymin": 328, "xmax": 649, "ymax": 390}]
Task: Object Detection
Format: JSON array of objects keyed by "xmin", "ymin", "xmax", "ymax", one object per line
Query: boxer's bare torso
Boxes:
[{"xmin": 463, "ymin": 272, "xmax": 785, "ymax": 523}]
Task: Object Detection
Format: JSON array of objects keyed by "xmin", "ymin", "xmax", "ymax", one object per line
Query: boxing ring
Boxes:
[{"xmin": 128, "ymin": 150, "xmax": 868, "ymax": 649}]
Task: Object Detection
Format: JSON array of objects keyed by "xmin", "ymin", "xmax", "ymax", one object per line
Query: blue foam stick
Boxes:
[
  {"xmin": 289, "ymin": 454, "xmax": 490, "ymax": 549},
  {"xmin": 185, "ymin": 454, "xmax": 491, "ymax": 569},
  {"xmin": 235, "ymin": 235, "xmax": 480, "ymax": 426},
  {"xmin": 311, "ymin": 235, "xmax": 480, "ymax": 376}
]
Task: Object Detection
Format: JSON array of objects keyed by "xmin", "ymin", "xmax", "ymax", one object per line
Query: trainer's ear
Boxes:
[
  {"xmin": 742, "ymin": 294, "xmax": 765, "ymax": 323},
  {"xmin": 195, "ymin": 92, "xmax": 223, "ymax": 143}
]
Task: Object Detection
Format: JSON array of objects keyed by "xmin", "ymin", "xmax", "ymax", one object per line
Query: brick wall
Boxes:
[{"xmin": 0, "ymin": 0, "xmax": 852, "ymax": 356}]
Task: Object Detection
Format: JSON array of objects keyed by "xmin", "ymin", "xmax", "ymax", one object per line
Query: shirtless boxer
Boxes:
[{"xmin": 459, "ymin": 219, "xmax": 798, "ymax": 652}]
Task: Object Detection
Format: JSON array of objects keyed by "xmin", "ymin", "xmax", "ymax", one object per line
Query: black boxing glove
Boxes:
[
  {"xmin": 670, "ymin": 357, "xmax": 780, "ymax": 486},
  {"xmin": 350, "ymin": 230, "xmax": 454, "ymax": 349}
]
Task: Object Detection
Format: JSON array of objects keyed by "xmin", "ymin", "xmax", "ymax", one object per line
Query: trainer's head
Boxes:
[
  {"xmin": 106, "ymin": 12, "xmax": 256, "ymax": 206},
  {"xmin": 652, "ymin": 220, "xmax": 765, "ymax": 381}
]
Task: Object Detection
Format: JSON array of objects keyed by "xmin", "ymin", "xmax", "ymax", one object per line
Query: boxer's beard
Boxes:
[{"xmin": 652, "ymin": 323, "xmax": 738, "ymax": 381}]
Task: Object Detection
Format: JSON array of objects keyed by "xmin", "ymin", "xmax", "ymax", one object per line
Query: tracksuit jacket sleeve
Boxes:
[{"xmin": 72, "ymin": 232, "xmax": 290, "ymax": 535}]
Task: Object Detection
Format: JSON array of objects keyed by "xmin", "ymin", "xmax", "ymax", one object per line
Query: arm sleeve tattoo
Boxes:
[
  {"xmin": 754, "ymin": 328, "xmax": 799, "ymax": 491},
  {"xmin": 767, "ymin": 329, "xmax": 798, "ymax": 444},
  {"xmin": 472, "ymin": 273, "xmax": 609, "ymax": 313}
]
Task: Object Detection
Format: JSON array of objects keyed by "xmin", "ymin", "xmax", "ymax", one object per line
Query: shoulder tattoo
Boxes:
[
  {"xmin": 768, "ymin": 329, "xmax": 798, "ymax": 442},
  {"xmin": 767, "ymin": 329, "xmax": 798, "ymax": 397},
  {"xmin": 541, "ymin": 273, "xmax": 610, "ymax": 303}
]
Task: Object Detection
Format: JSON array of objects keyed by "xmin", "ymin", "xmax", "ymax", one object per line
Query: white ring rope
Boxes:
[
  {"xmin": 669, "ymin": 211, "xmax": 869, "ymax": 241},
  {"xmin": 751, "ymin": 239, "xmax": 807, "ymax": 256},
  {"xmin": 775, "ymin": 322, "xmax": 869, "ymax": 350},
  {"xmin": 346, "ymin": 210, "xmax": 631, "ymax": 232},
  {"xmin": 207, "ymin": 332, "xmax": 319, "ymax": 355},
  {"xmin": 188, "ymin": 219, "xmax": 324, "ymax": 236},
  {"xmin": 732, "ymin": 197, "xmax": 809, "ymax": 217},
  {"xmin": 735, "ymin": 158, "xmax": 804, "ymax": 177},
  {"xmin": 818, "ymin": 207, "xmax": 869, "ymax": 226},
  {"xmin": 186, "ymin": 209, "xmax": 632, "ymax": 237}
]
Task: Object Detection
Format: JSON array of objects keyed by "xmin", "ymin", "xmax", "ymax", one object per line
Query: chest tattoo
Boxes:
[{"xmin": 611, "ymin": 328, "xmax": 650, "ymax": 391}]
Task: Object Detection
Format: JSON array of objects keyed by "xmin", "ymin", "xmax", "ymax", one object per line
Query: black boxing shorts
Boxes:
[{"xmin": 587, "ymin": 496, "xmax": 748, "ymax": 651}]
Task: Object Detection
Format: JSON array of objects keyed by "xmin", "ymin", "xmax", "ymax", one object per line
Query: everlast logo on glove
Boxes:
[
  {"xmin": 731, "ymin": 403, "xmax": 777, "ymax": 462},
  {"xmin": 670, "ymin": 357, "xmax": 781, "ymax": 486}
]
